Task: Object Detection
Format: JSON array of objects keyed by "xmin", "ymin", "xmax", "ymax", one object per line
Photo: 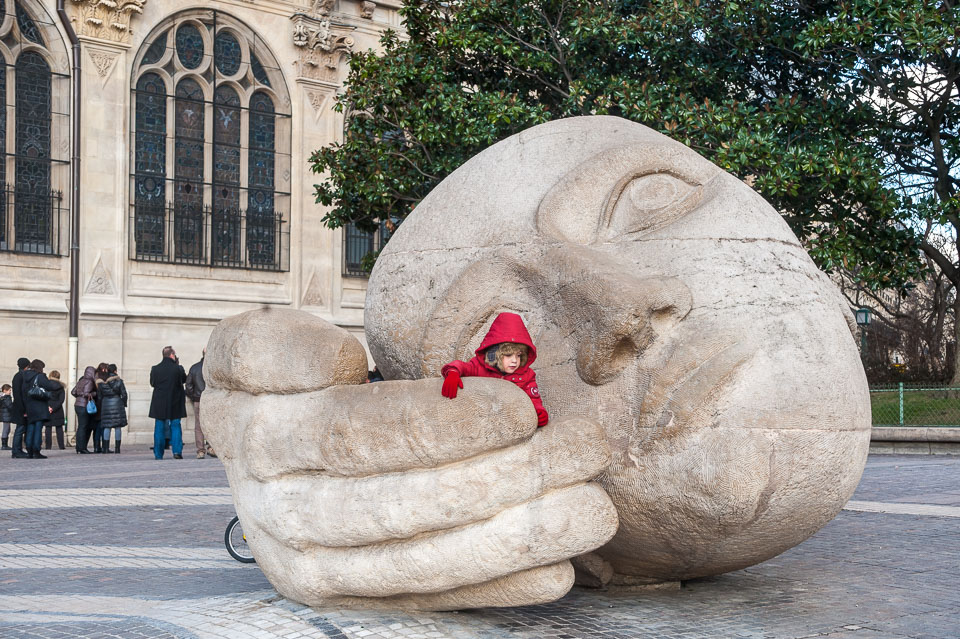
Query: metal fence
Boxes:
[
  {"xmin": 870, "ymin": 383, "xmax": 960, "ymax": 427},
  {"xmin": 343, "ymin": 219, "xmax": 395, "ymax": 277},
  {"xmin": 0, "ymin": 185, "xmax": 65, "ymax": 256},
  {"xmin": 129, "ymin": 204, "xmax": 289, "ymax": 271}
]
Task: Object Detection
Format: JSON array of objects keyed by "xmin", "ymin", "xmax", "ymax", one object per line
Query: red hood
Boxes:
[{"xmin": 476, "ymin": 312, "xmax": 537, "ymax": 367}]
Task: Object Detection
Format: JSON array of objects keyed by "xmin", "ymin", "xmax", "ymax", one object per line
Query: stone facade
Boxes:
[{"xmin": 0, "ymin": 0, "xmax": 399, "ymax": 443}]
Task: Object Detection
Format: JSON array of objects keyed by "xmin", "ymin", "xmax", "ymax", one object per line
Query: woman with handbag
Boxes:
[
  {"xmin": 71, "ymin": 366, "xmax": 97, "ymax": 454},
  {"xmin": 20, "ymin": 360, "xmax": 60, "ymax": 459}
]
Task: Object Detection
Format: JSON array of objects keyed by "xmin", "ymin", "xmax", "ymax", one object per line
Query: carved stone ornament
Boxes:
[
  {"xmin": 306, "ymin": 89, "xmax": 330, "ymax": 120},
  {"xmin": 300, "ymin": 271, "xmax": 326, "ymax": 307},
  {"xmin": 87, "ymin": 48, "xmax": 119, "ymax": 81},
  {"xmin": 70, "ymin": 0, "xmax": 146, "ymax": 44},
  {"xmin": 291, "ymin": 12, "xmax": 354, "ymax": 83},
  {"xmin": 361, "ymin": 1, "xmax": 375, "ymax": 19},
  {"xmin": 307, "ymin": 0, "xmax": 336, "ymax": 17},
  {"xmin": 85, "ymin": 257, "xmax": 117, "ymax": 295}
]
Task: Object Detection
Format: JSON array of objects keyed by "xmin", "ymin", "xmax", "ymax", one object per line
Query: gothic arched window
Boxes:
[
  {"xmin": 131, "ymin": 10, "xmax": 290, "ymax": 270},
  {"xmin": 0, "ymin": 0, "xmax": 69, "ymax": 255},
  {"xmin": 133, "ymin": 73, "xmax": 167, "ymax": 256}
]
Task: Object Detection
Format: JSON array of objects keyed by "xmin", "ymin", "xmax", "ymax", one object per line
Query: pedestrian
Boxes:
[
  {"xmin": 20, "ymin": 360, "xmax": 61, "ymax": 459},
  {"xmin": 1, "ymin": 383, "xmax": 14, "ymax": 450},
  {"xmin": 71, "ymin": 366, "xmax": 97, "ymax": 454},
  {"xmin": 91, "ymin": 363, "xmax": 109, "ymax": 453},
  {"xmin": 96, "ymin": 364, "xmax": 128, "ymax": 454},
  {"xmin": 10, "ymin": 357, "xmax": 30, "ymax": 458},
  {"xmin": 45, "ymin": 370, "xmax": 67, "ymax": 450},
  {"xmin": 185, "ymin": 348, "xmax": 212, "ymax": 459},
  {"xmin": 149, "ymin": 346, "xmax": 187, "ymax": 460}
]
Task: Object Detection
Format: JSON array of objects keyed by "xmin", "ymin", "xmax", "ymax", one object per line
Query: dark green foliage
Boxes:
[{"xmin": 311, "ymin": 0, "xmax": 940, "ymax": 290}]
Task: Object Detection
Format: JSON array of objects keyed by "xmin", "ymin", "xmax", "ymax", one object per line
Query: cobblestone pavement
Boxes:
[{"xmin": 1, "ymin": 449, "xmax": 957, "ymax": 638}]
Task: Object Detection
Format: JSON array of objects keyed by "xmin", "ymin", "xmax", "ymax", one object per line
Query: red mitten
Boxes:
[
  {"xmin": 536, "ymin": 408, "xmax": 549, "ymax": 427},
  {"xmin": 441, "ymin": 371, "xmax": 463, "ymax": 399}
]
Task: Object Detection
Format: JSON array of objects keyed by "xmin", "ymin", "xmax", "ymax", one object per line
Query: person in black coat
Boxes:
[
  {"xmin": 45, "ymin": 371, "xmax": 67, "ymax": 450},
  {"xmin": 96, "ymin": 364, "xmax": 128, "ymax": 454},
  {"xmin": 91, "ymin": 363, "xmax": 109, "ymax": 453},
  {"xmin": 1, "ymin": 383, "xmax": 14, "ymax": 450},
  {"xmin": 11, "ymin": 357, "xmax": 30, "ymax": 458},
  {"xmin": 20, "ymin": 360, "xmax": 61, "ymax": 459},
  {"xmin": 149, "ymin": 346, "xmax": 187, "ymax": 460}
]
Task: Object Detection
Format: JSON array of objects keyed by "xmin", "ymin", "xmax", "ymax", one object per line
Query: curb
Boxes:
[{"xmin": 870, "ymin": 427, "xmax": 960, "ymax": 455}]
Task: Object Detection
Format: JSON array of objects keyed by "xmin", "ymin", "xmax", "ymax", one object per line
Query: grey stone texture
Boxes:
[
  {"xmin": 202, "ymin": 116, "xmax": 870, "ymax": 610},
  {"xmin": 366, "ymin": 117, "xmax": 871, "ymax": 586}
]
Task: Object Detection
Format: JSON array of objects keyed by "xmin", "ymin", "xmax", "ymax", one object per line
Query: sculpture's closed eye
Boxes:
[
  {"xmin": 536, "ymin": 144, "xmax": 715, "ymax": 245},
  {"xmin": 601, "ymin": 172, "xmax": 702, "ymax": 241}
]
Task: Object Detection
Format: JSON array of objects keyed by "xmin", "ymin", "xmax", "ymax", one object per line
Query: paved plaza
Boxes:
[{"xmin": 0, "ymin": 449, "xmax": 958, "ymax": 639}]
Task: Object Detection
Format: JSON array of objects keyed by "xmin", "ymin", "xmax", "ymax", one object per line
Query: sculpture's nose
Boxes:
[{"xmin": 533, "ymin": 246, "xmax": 692, "ymax": 385}]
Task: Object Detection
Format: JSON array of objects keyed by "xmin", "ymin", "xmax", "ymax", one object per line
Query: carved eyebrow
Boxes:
[{"xmin": 536, "ymin": 143, "xmax": 716, "ymax": 245}]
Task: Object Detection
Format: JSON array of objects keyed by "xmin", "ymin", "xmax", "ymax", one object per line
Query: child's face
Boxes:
[
  {"xmin": 1, "ymin": 388, "xmax": 9, "ymax": 396},
  {"xmin": 501, "ymin": 352, "xmax": 522, "ymax": 374}
]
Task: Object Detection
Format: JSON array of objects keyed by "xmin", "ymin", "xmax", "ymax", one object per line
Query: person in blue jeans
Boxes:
[{"xmin": 149, "ymin": 346, "xmax": 188, "ymax": 460}]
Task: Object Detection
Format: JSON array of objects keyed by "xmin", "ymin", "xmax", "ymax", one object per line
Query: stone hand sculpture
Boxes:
[
  {"xmin": 204, "ymin": 116, "xmax": 871, "ymax": 610},
  {"xmin": 202, "ymin": 308, "xmax": 619, "ymax": 610}
]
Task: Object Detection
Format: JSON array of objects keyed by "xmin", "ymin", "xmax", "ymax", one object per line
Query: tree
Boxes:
[
  {"xmin": 799, "ymin": 0, "xmax": 960, "ymax": 381},
  {"xmin": 837, "ymin": 253, "xmax": 956, "ymax": 383},
  {"xmin": 311, "ymin": 0, "xmax": 924, "ymax": 292}
]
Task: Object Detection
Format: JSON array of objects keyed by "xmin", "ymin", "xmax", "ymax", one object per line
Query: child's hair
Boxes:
[
  {"xmin": 49, "ymin": 370, "xmax": 60, "ymax": 380},
  {"xmin": 484, "ymin": 342, "xmax": 529, "ymax": 372},
  {"xmin": 1, "ymin": 384, "xmax": 10, "ymax": 391}
]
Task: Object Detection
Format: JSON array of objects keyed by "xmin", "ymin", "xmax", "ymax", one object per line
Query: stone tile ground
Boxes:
[{"xmin": 0, "ymin": 450, "xmax": 957, "ymax": 638}]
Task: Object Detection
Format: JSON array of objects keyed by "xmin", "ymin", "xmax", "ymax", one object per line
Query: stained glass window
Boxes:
[
  {"xmin": 212, "ymin": 85, "xmax": 240, "ymax": 264},
  {"xmin": 15, "ymin": 52, "xmax": 52, "ymax": 253},
  {"xmin": 141, "ymin": 31, "xmax": 168, "ymax": 65},
  {"xmin": 174, "ymin": 78, "xmax": 205, "ymax": 261},
  {"xmin": 0, "ymin": 64, "xmax": 5, "ymax": 248},
  {"xmin": 132, "ymin": 12, "xmax": 288, "ymax": 270},
  {"xmin": 176, "ymin": 24, "xmax": 204, "ymax": 70},
  {"xmin": 247, "ymin": 92, "xmax": 276, "ymax": 265},
  {"xmin": 250, "ymin": 54, "xmax": 271, "ymax": 87},
  {"xmin": 15, "ymin": 1, "xmax": 43, "ymax": 45},
  {"xmin": 214, "ymin": 31, "xmax": 241, "ymax": 76},
  {"xmin": 134, "ymin": 73, "xmax": 167, "ymax": 256}
]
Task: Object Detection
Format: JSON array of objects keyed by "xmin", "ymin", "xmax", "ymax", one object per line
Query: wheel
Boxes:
[{"xmin": 224, "ymin": 515, "xmax": 256, "ymax": 563}]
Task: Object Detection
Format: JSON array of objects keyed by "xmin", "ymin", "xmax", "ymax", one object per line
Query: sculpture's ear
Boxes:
[{"xmin": 536, "ymin": 143, "xmax": 717, "ymax": 245}]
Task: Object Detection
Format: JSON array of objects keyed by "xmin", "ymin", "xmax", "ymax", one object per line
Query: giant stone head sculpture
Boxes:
[
  {"xmin": 365, "ymin": 115, "xmax": 870, "ymax": 584},
  {"xmin": 203, "ymin": 116, "xmax": 870, "ymax": 611}
]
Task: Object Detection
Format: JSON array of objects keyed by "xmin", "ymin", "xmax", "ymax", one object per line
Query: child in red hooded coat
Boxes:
[{"xmin": 440, "ymin": 312, "xmax": 549, "ymax": 427}]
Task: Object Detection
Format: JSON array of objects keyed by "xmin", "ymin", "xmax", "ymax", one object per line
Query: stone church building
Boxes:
[{"xmin": 1, "ymin": 0, "xmax": 397, "ymax": 443}]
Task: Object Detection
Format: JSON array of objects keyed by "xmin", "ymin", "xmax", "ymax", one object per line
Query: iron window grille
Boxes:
[
  {"xmin": 129, "ymin": 203, "xmax": 289, "ymax": 271},
  {"xmin": 0, "ymin": 0, "xmax": 71, "ymax": 257},
  {"xmin": 343, "ymin": 218, "xmax": 397, "ymax": 277},
  {"xmin": 130, "ymin": 9, "xmax": 291, "ymax": 271}
]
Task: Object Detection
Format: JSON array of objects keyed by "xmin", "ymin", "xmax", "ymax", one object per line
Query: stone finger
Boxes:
[
  {"xmin": 205, "ymin": 308, "xmax": 368, "ymax": 395},
  {"xmin": 330, "ymin": 562, "xmax": 576, "ymax": 611},
  {"xmin": 241, "ymin": 416, "xmax": 611, "ymax": 548},
  {"xmin": 205, "ymin": 377, "xmax": 539, "ymax": 481},
  {"xmin": 249, "ymin": 482, "xmax": 618, "ymax": 599}
]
